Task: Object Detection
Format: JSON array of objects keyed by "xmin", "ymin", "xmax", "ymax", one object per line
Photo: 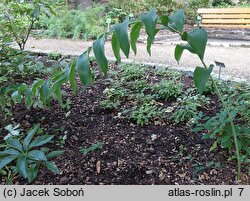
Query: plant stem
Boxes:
[{"xmin": 201, "ymin": 60, "xmax": 241, "ymax": 179}]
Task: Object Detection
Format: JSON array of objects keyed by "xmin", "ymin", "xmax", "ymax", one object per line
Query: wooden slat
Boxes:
[
  {"xmin": 202, "ymin": 19, "xmax": 250, "ymax": 24},
  {"xmin": 200, "ymin": 24, "xmax": 250, "ymax": 28},
  {"xmin": 198, "ymin": 8, "xmax": 250, "ymax": 14},
  {"xmin": 202, "ymin": 14, "xmax": 250, "ymax": 19}
]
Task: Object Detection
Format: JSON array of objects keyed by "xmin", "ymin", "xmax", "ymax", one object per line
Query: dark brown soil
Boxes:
[{"xmin": 1, "ymin": 64, "xmax": 249, "ymax": 185}]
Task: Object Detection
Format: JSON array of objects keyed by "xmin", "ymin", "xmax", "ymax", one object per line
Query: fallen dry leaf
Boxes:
[{"xmin": 96, "ymin": 160, "xmax": 101, "ymax": 174}]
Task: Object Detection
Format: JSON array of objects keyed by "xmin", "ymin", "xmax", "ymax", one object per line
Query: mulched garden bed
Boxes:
[{"xmin": 1, "ymin": 61, "xmax": 249, "ymax": 185}]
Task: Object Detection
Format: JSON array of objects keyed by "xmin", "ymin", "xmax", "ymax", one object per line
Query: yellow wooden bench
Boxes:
[{"xmin": 197, "ymin": 8, "xmax": 250, "ymax": 28}]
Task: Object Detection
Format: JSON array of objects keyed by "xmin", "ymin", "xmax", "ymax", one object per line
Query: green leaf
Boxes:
[
  {"xmin": 141, "ymin": 9, "xmax": 158, "ymax": 42},
  {"xmin": 111, "ymin": 32, "xmax": 121, "ymax": 63},
  {"xmin": 130, "ymin": 22, "xmax": 143, "ymax": 55},
  {"xmin": 40, "ymin": 80, "xmax": 50, "ymax": 105},
  {"xmin": 27, "ymin": 164, "xmax": 39, "ymax": 183},
  {"xmin": 69, "ymin": 61, "xmax": 77, "ymax": 94},
  {"xmin": 50, "ymin": 70, "xmax": 69, "ymax": 93},
  {"xmin": 17, "ymin": 156, "xmax": 28, "ymax": 178},
  {"xmin": 11, "ymin": 91, "xmax": 22, "ymax": 103},
  {"xmin": 160, "ymin": 15, "xmax": 169, "ymax": 26},
  {"xmin": 0, "ymin": 149, "xmax": 20, "ymax": 157},
  {"xmin": 93, "ymin": 36, "xmax": 108, "ymax": 75},
  {"xmin": 169, "ymin": 10, "xmax": 185, "ymax": 33},
  {"xmin": 113, "ymin": 18, "xmax": 130, "ymax": 58},
  {"xmin": 32, "ymin": 79, "xmax": 44, "ymax": 95},
  {"xmin": 194, "ymin": 65, "xmax": 213, "ymax": 95},
  {"xmin": 54, "ymin": 87, "xmax": 63, "ymax": 105},
  {"xmin": 76, "ymin": 49, "xmax": 92, "ymax": 86},
  {"xmin": 174, "ymin": 44, "xmax": 184, "ymax": 63},
  {"xmin": 23, "ymin": 124, "xmax": 40, "ymax": 151},
  {"xmin": 25, "ymin": 88, "xmax": 33, "ymax": 108},
  {"xmin": 43, "ymin": 161, "xmax": 60, "ymax": 174},
  {"xmin": 29, "ymin": 135, "xmax": 54, "ymax": 148},
  {"xmin": 80, "ymin": 142, "xmax": 104, "ymax": 155},
  {"xmin": 47, "ymin": 150, "xmax": 64, "ymax": 159},
  {"xmin": 28, "ymin": 150, "xmax": 47, "ymax": 161},
  {"xmin": 187, "ymin": 28, "xmax": 207, "ymax": 60},
  {"xmin": 6, "ymin": 138, "xmax": 23, "ymax": 152},
  {"xmin": 0, "ymin": 155, "xmax": 18, "ymax": 169},
  {"xmin": 174, "ymin": 43, "xmax": 195, "ymax": 63},
  {"xmin": 18, "ymin": 83, "xmax": 28, "ymax": 93},
  {"xmin": 140, "ymin": 9, "xmax": 158, "ymax": 56}
]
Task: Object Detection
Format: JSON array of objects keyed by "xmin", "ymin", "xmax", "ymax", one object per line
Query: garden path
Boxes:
[{"xmin": 24, "ymin": 37, "xmax": 250, "ymax": 82}]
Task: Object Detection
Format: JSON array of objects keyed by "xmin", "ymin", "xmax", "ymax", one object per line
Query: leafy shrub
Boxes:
[
  {"xmin": 186, "ymin": 0, "xmax": 212, "ymax": 21},
  {"xmin": 120, "ymin": 64, "xmax": 145, "ymax": 81},
  {"xmin": 0, "ymin": 124, "xmax": 64, "ymax": 183},
  {"xmin": 108, "ymin": 0, "xmax": 183, "ymax": 20},
  {"xmin": 172, "ymin": 89, "xmax": 210, "ymax": 124},
  {"xmin": 0, "ymin": 0, "xmax": 55, "ymax": 50},
  {"xmin": 152, "ymin": 79, "xmax": 183, "ymax": 100},
  {"xmin": 193, "ymin": 82, "xmax": 250, "ymax": 163},
  {"xmin": 38, "ymin": 5, "xmax": 106, "ymax": 40},
  {"xmin": 130, "ymin": 102, "xmax": 165, "ymax": 126},
  {"xmin": 100, "ymin": 99, "xmax": 121, "ymax": 110}
]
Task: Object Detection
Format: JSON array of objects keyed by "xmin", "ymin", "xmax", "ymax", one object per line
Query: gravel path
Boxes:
[{"xmin": 25, "ymin": 37, "xmax": 250, "ymax": 81}]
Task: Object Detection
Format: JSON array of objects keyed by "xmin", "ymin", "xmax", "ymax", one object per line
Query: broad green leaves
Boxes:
[
  {"xmin": 130, "ymin": 22, "xmax": 143, "ymax": 55},
  {"xmin": 113, "ymin": 19, "xmax": 130, "ymax": 58},
  {"xmin": 111, "ymin": 32, "xmax": 121, "ymax": 63},
  {"xmin": 174, "ymin": 28, "xmax": 208, "ymax": 62},
  {"xmin": 76, "ymin": 49, "xmax": 92, "ymax": 86},
  {"xmin": 0, "ymin": 124, "xmax": 62, "ymax": 183},
  {"xmin": 194, "ymin": 65, "xmax": 214, "ymax": 95},
  {"xmin": 69, "ymin": 61, "xmax": 78, "ymax": 94},
  {"xmin": 0, "ymin": 155, "xmax": 18, "ymax": 169},
  {"xmin": 141, "ymin": 9, "xmax": 158, "ymax": 56},
  {"xmin": 169, "ymin": 10, "xmax": 185, "ymax": 33},
  {"xmin": 187, "ymin": 28, "xmax": 207, "ymax": 60},
  {"xmin": 17, "ymin": 156, "xmax": 28, "ymax": 178},
  {"xmin": 93, "ymin": 35, "xmax": 108, "ymax": 75}
]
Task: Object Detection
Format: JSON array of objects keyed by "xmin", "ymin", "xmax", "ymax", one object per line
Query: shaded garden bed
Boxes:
[{"xmin": 1, "ymin": 62, "xmax": 249, "ymax": 185}]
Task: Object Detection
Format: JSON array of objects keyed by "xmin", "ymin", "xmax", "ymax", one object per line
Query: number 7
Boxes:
[{"xmin": 239, "ymin": 188, "xmax": 244, "ymax": 196}]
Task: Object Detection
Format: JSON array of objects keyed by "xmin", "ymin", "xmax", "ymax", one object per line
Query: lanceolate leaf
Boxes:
[
  {"xmin": 69, "ymin": 61, "xmax": 78, "ymax": 94},
  {"xmin": 40, "ymin": 80, "xmax": 50, "ymax": 105},
  {"xmin": 32, "ymin": 79, "xmax": 44, "ymax": 95},
  {"xmin": 50, "ymin": 70, "xmax": 69, "ymax": 93},
  {"xmin": 194, "ymin": 65, "xmax": 214, "ymax": 95},
  {"xmin": 169, "ymin": 10, "xmax": 185, "ymax": 33},
  {"xmin": 187, "ymin": 28, "xmax": 207, "ymax": 60},
  {"xmin": 43, "ymin": 161, "xmax": 60, "ymax": 174},
  {"xmin": 141, "ymin": 9, "xmax": 158, "ymax": 42},
  {"xmin": 0, "ymin": 149, "xmax": 20, "ymax": 157},
  {"xmin": 113, "ymin": 18, "xmax": 130, "ymax": 58},
  {"xmin": 23, "ymin": 124, "xmax": 40, "ymax": 151},
  {"xmin": 111, "ymin": 32, "xmax": 121, "ymax": 63},
  {"xmin": 17, "ymin": 156, "xmax": 28, "ymax": 178},
  {"xmin": 29, "ymin": 135, "xmax": 54, "ymax": 148},
  {"xmin": 28, "ymin": 164, "xmax": 39, "ymax": 183},
  {"xmin": 174, "ymin": 44, "xmax": 184, "ymax": 63},
  {"xmin": 6, "ymin": 138, "xmax": 23, "ymax": 152},
  {"xmin": 0, "ymin": 155, "xmax": 18, "ymax": 169},
  {"xmin": 28, "ymin": 150, "xmax": 47, "ymax": 161},
  {"xmin": 93, "ymin": 36, "xmax": 108, "ymax": 75},
  {"xmin": 47, "ymin": 150, "xmax": 64, "ymax": 159},
  {"xmin": 141, "ymin": 9, "xmax": 158, "ymax": 56},
  {"xmin": 130, "ymin": 22, "xmax": 143, "ymax": 55},
  {"xmin": 76, "ymin": 49, "xmax": 92, "ymax": 86},
  {"xmin": 25, "ymin": 88, "xmax": 32, "ymax": 108}
]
